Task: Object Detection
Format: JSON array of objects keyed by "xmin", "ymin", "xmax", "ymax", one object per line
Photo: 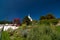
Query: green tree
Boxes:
[
  {"xmin": 22, "ymin": 16, "xmax": 31, "ymax": 25},
  {"xmin": 46, "ymin": 13, "xmax": 56, "ymax": 19},
  {"xmin": 40, "ymin": 13, "xmax": 56, "ymax": 20},
  {"xmin": 40, "ymin": 16, "xmax": 46, "ymax": 20}
]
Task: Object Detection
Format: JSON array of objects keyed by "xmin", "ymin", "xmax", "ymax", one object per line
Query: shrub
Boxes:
[{"xmin": 27, "ymin": 24, "xmax": 60, "ymax": 40}]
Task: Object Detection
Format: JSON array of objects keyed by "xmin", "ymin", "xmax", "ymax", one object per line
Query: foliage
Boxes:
[
  {"xmin": 49, "ymin": 19, "xmax": 58, "ymax": 25},
  {"xmin": 22, "ymin": 16, "xmax": 31, "ymax": 25},
  {"xmin": 40, "ymin": 16, "xmax": 46, "ymax": 20},
  {"xmin": 56, "ymin": 26, "xmax": 60, "ymax": 32},
  {"xmin": 1, "ymin": 31, "xmax": 10, "ymax": 40},
  {"xmin": 40, "ymin": 20, "xmax": 50, "ymax": 25},
  {"xmin": 40, "ymin": 13, "xmax": 56, "ymax": 20},
  {"xmin": 0, "ymin": 19, "xmax": 60, "ymax": 40},
  {"xmin": 46, "ymin": 13, "xmax": 56, "ymax": 19},
  {"xmin": 27, "ymin": 24, "xmax": 60, "ymax": 40},
  {"xmin": 40, "ymin": 19, "xmax": 58, "ymax": 26},
  {"xmin": 0, "ymin": 20, "xmax": 12, "ymax": 24}
]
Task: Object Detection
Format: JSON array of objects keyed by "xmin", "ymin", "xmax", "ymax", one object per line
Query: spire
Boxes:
[{"xmin": 28, "ymin": 14, "xmax": 32, "ymax": 21}]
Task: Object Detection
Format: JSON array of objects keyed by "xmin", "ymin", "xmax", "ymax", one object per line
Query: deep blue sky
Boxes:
[{"xmin": 0, "ymin": 0, "xmax": 60, "ymax": 21}]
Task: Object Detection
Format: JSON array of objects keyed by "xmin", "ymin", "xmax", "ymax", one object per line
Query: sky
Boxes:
[{"xmin": 0, "ymin": 0, "xmax": 60, "ymax": 21}]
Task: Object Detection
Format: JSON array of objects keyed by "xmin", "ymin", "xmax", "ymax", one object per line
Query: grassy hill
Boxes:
[{"xmin": 1, "ymin": 19, "xmax": 60, "ymax": 40}]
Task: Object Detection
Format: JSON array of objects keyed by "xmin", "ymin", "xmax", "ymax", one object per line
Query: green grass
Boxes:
[
  {"xmin": 1, "ymin": 31, "xmax": 10, "ymax": 40},
  {"xmin": 56, "ymin": 26, "xmax": 60, "ymax": 32},
  {"xmin": 1, "ymin": 20, "xmax": 60, "ymax": 40}
]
